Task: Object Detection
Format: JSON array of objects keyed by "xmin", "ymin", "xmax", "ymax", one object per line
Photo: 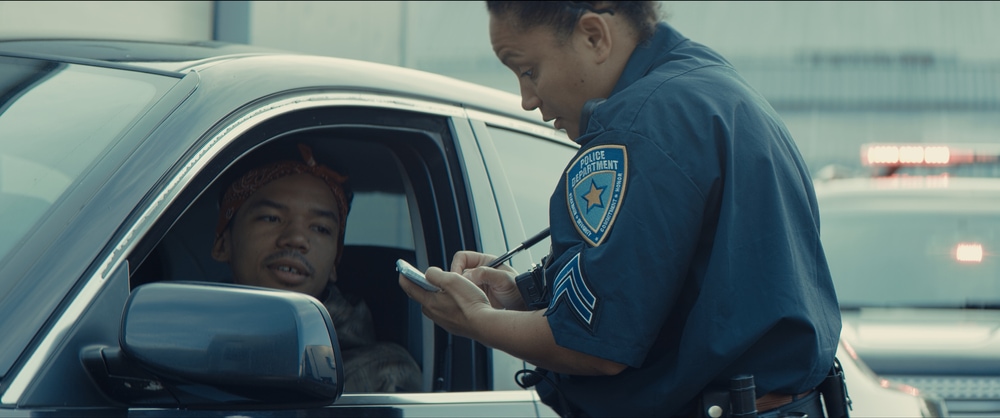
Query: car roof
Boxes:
[
  {"xmin": 814, "ymin": 176, "xmax": 1000, "ymax": 212},
  {"xmin": 815, "ymin": 176, "xmax": 1000, "ymax": 194},
  {"xmin": 0, "ymin": 38, "xmax": 279, "ymax": 65},
  {"xmin": 0, "ymin": 38, "xmax": 547, "ymax": 128}
]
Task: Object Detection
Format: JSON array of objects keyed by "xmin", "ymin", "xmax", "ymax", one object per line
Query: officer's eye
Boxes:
[
  {"xmin": 519, "ymin": 68, "xmax": 535, "ymax": 79},
  {"xmin": 313, "ymin": 225, "xmax": 333, "ymax": 235},
  {"xmin": 258, "ymin": 215, "xmax": 280, "ymax": 223}
]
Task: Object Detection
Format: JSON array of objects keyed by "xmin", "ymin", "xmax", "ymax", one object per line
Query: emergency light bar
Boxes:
[
  {"xmin": 955, "ymin": 242, "xmax": 984, "ymax": 263},
  {"xmin": 861, "ymin": 143, "xmax": 1000, "ymax": 167}
]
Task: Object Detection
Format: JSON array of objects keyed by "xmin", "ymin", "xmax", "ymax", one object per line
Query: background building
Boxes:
[{"xmin": 2, "ymin": 0, "xmax": 999, "ymax": 171}]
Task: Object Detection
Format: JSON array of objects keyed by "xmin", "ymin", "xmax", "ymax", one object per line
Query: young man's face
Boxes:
[
  {"xmin": 490, "ymin": 14, "xmax": 605, "ymax": 140},
  {"xmin": 212, "ymin": 173, "xmax": 341, "ymax": 299}
]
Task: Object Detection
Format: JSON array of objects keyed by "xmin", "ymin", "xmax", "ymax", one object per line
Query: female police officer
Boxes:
[{"xmin": 399, "ymin": 2, "xmax": 842, "ymax": 416}]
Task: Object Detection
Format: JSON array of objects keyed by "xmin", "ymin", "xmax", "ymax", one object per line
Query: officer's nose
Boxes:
[{"xmin": 519, "ymin": 81, "xmax": 541, "ymax": 111}]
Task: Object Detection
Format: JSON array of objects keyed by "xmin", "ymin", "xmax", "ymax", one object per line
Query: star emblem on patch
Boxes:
[
  {"xmin": 582, "ymin": 180, "xmax": 606, "ymax": 213},
  {"xmin": 565, "ymin": 145, "xmax": 628, "ymax": 246}
]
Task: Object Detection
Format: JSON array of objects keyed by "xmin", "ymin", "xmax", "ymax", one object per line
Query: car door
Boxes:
[{"xmin": 139, "ymin": 93, "xmax": 550, "ymax": 416}]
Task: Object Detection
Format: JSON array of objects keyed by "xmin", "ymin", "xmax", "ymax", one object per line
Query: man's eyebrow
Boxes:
[{"xmin": 246, "ymin": 198, "xmax": 287, "ymax": 212}]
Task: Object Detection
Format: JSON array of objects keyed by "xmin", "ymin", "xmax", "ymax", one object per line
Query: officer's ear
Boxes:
[{"xmin": 575, "ymin": 12, "xmax": 613, "ymax": 65}]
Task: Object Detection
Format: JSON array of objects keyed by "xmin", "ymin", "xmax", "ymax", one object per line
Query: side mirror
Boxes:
[{"xmin": 83, "ymin": 282, "xmax": 343, "ymax": 408}]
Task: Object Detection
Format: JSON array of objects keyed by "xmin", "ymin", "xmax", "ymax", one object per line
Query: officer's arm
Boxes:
[
  {"xmin": 404, "ymin": 267, "xmax": 627, "ymax": 376},
  {"xmin": 469, "ymin": 308, "xmax": 627, "ymax": 376}
]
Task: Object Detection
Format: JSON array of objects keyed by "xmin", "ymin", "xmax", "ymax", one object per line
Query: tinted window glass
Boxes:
[
  {"xmin": 345, "ymin": 191, "xmax": 413, "ymax": 248},
  {"xmin": 486, "ymin": 127, "xmax": 576, "ymax": 258},
  {"xmin": 824, "ymin": 210, "xmax": 1000, "ymax": 307}
]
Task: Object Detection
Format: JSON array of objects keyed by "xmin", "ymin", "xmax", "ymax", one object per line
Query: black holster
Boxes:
[
  {"xmin": 696, "ymin": 374, "xmax": 758, "ymax": 418},
  {"xmin": 695, "ymin": 359, "xmax": 851, "ymax": 418},
  {"xmin": 818, "ymin": 358, "xmax": 852, "ymax": 418}
]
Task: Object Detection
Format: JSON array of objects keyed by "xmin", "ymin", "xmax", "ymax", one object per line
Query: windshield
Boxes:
[
  {"xmin": 0, "ymin": 56, "xmax": 179, "ymax": 378},
  {"xmin": 823, "ymin": 209, "xmax": 1000, "ymax": 308},
  {"xmin": 0, "ymin": 57, "xmax": 167, "ymax": 262}
]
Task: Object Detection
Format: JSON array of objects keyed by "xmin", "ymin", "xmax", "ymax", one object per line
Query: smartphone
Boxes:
[{"xmin": 396, "ymin": 259, "xmax": 441, "ymax": 292}]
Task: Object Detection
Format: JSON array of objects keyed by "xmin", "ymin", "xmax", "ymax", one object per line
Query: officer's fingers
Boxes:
[
  {"xmin": 464, "ymin": 267, "xmax": 505, "ymax": 288},
  {"xmin": 450, "ymin": 251, "xmax": 497, "ymax": 273},
  {"xmin": 457, "ymin": 268, "xmax": 498, "ymax": 306},
  {"xmin": 493, "ymin": 263, "xmax": 518, "ymax": 275},
  {"xmin": 429, "ymin": 267, "xmax": 492, "ymax": 306},
  {"xmin": 424, "ymin": 266, "xmax": 449, "ymax": 288},
  {"xmin": 402, "ymin": 269, "xmax": 455, "ymax": 318},
  {"xmin": 472, "ymin": 267, "xmax": 517, "ymax": 288},
  {"xmin": 399, "ymin": 273, "xmax": 431, "ymax": 302}
]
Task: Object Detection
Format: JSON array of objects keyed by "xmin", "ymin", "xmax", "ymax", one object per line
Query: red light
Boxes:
[
  {"xmin": 864, "ymin": 144, "xmax": 954, "ymax": 166},
  {"xmin": 861, "ymin": 142, "xmax": 1000, "ymax": 167},
  {"xmin": 955, "ymin": 243, "xmax": 983, "ymax": 263}
]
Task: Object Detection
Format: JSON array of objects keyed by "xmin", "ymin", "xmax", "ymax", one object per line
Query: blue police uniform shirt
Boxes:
[{"xmin": 535, "ymin": 22, "xmax": 842, "ymax": 416}]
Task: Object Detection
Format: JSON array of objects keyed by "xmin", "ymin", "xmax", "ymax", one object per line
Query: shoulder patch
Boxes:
[
  {"xmin": 544, "ymin": 252, "xmax": 598, "ymax": 330},
  {"xmin": 565, "ymin": 145, "xmax": 628, "ymax": 246}
]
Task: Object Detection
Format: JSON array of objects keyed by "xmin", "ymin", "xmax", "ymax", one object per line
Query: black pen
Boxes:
[{"xmin": 487, "ymin": 227, "xmax": 551, "ymax": 268}]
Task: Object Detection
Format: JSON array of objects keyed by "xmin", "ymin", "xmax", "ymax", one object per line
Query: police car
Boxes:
[
  {"xmin": 0, "ymin": 39, "xmax": 941, "ymax": 416},
  {"xmin": 817, "ymin": 143, "xmax": 1000, "ymax": 416}
]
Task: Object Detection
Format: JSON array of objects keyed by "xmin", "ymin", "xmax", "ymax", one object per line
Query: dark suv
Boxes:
[{"xmin": 0, "ymin": 39, "xmax": 940, "ymax": 416}]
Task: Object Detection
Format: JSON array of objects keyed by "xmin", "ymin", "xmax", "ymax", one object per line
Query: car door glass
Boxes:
[{"xmin": 485, "ymin": 126, "xmax": 577, "ymax": 257}]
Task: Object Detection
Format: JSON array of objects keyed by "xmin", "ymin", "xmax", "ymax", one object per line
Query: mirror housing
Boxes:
[{"xmin": 83, "ymin": 281, "xmax": 343, "ymax": 408}]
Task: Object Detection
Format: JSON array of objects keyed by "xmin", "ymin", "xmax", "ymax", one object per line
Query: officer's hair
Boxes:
[{"xmin": 486, "ymin": 1, "xmax": 661, "ymax": 44}]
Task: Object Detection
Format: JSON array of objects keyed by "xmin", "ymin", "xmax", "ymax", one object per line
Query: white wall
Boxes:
[
  {"xmin": 0, "ymin": 1, "xmax": 213, "ymax": 40},
  {"xmin": 3, "ymin": 1, "xmax": 999, "ymax": 70},
  {"xmin": 1, "ymin": 1, "xmax": 998, "ymax": 174},
  {"xmin": 248, "ymin": 1, "xmax": 405, "ymax": 66},
  {"xmin": 242, "ymin": 1, "xmax": 514, "ymax": 92},
  {"xmin": 1, "ymin": 5, "xmax": 997, "ymax": 107},
  {"xmin": 663, "ymin": 1, "xmax": 1000, "ymax": 62}
]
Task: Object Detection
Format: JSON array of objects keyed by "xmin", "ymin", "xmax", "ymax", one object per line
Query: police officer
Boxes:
[{"xmin": 399, "ymin": 2, "xmax": 842, "ymax": 416}]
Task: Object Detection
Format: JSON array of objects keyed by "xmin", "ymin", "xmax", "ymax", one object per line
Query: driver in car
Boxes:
[{"xmin": 210, "ymin": 143, "xmax": 422, "ymax": 393}]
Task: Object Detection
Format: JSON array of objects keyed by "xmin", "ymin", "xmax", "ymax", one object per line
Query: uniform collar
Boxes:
[
  {"xmin": 574, "ymin": 23, "xmax": 688, "ymax": 145},
  {"xmin": 609, "ymin": 22, "xmax": 688, "ymax": 97}
]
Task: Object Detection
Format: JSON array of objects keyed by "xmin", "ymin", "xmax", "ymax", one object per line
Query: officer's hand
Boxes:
[
  {"xmin": 399, "ymin": 267, "xmax": 491, "ymax": 339},
  {"xmin": 451, "ymin": 251, "xmax": 525, "ymax": 311}
]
